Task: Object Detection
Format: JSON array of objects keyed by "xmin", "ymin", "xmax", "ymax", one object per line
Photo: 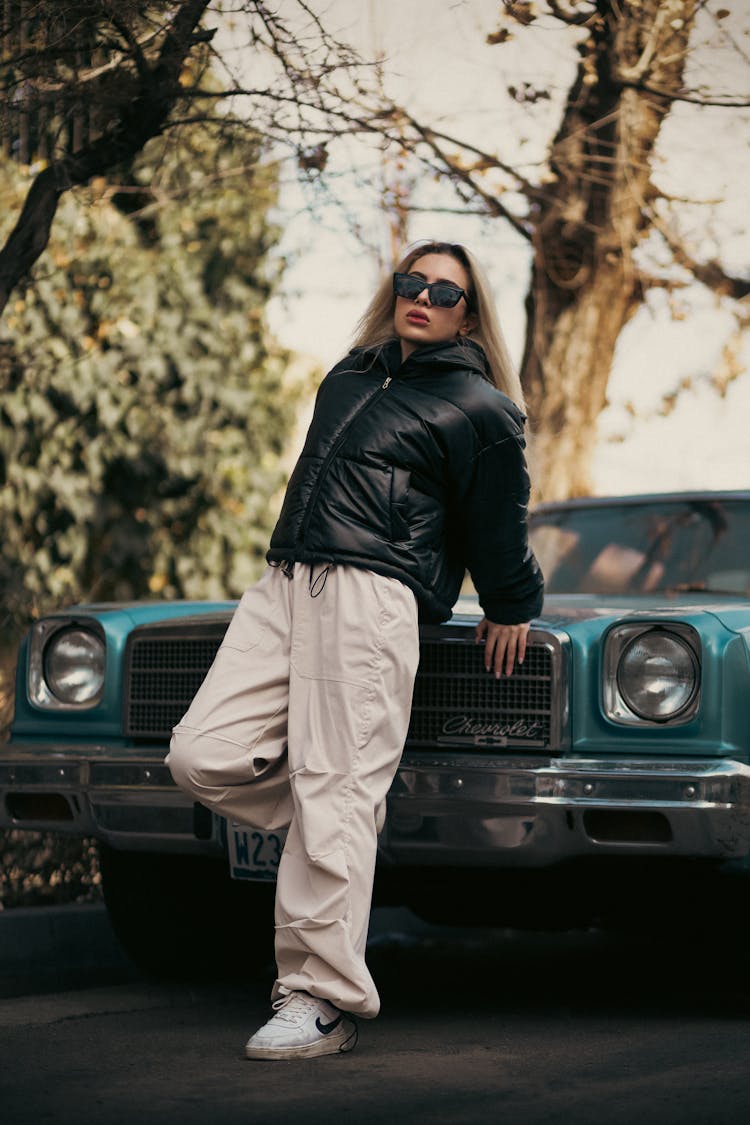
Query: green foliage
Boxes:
[{"xmin": 0, "ymin": 124, "xmax": 310, "ymax": 634}]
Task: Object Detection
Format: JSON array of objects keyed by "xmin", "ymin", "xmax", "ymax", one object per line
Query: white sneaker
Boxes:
[{"xmin": 244, "ymin": 991, "xmax": 358, "ymax": 1060}]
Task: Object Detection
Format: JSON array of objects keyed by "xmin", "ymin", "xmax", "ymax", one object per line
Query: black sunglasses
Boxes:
[{"xmin": 393, "ymin": 272, "xmax": 470, "ymax": 309}]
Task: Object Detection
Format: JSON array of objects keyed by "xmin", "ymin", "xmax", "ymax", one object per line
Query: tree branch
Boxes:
[
  {"xmin": 401, "ymin": 113, "xmax": 543, "ymax": 201},
  {"xmin": 546, "ymin": 0, "xmax": 597, "ymax": 26},
  {"xmin": 656, "ymin": 219, "xmax": 750, "ymax": 300},
  {"xmin": 0, "ymin": 0, "xmax": 213, "ymax": 316},
  {"xmin": 619, "ymin": 78, "xmax": 750, "ymax": 108},
  {"xmin": 106, "ymin": 16, "xmax": 156, "ymax": 83},
  {"xmin": 617, "ymin": 3, "xmax": 674, "ymax": 82},
  {"xmin": 402, "ymin": 116, "xmax": 534, "ymax": 242},
  {"xmin": 7, "ymin": 26, "xmax": 163, "ymax": 91}
]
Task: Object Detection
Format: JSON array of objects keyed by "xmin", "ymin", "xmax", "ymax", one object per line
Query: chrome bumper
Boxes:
[
  {"xmin": 3, "ymin": 746, "xmax": 750, "ymax": 864},
  {"xmin": 0, "ymin": 746, "xmax": 216, "ymax": 856},
  {"xmin": 380, "ymin": 753, "xmax": 750, "ymax": 866}
]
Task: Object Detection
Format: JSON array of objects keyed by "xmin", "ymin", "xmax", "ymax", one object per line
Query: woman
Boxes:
[{"xmin": 167, "ymin": 240, "xmax": 544, "ymax": 1060}]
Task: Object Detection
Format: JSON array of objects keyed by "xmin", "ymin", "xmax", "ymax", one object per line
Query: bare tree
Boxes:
[
  {"xmin": 0, "ymin": 1, "xmax": 213, "ymax": 312},
  {"xmin": 3, "ymin": 2, "xmax": 748, "ymax": 500},
  {"xmin": 359, "ymin": 1, "xmax": 750, "ymax": 496},
  {"xmin": 0, "ymin": 0, "xmax": 366, "ymax": 315}
]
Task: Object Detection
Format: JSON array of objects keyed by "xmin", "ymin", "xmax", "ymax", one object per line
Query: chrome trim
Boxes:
[
  {"xmin": 602, "ymin": 622, "xmax": 701, "ymax": 727},
  {"xmin": 0, "ymin": 746, "xmax": 219, "ymax": 856},
  {"xmin": 4, "ymin": 744, "xmax": 750, "ymax": 865},
  {"xmin": 27, "ymin": 618, "xmax": 106, "ymax": 711},
  {"xmin": 412, "ymin": 624, "xmax": 570, "ymax": 752},
  {"xmin": 120, "ymin": 621, "xmax": 570, "ymax": 752},
  {"xmin": 381, "ymin": 753, "xmax": 750, "ymax": 865}
]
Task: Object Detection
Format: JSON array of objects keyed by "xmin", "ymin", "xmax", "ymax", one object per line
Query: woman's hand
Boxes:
[{"xmin": 475, "ymin": 618, "xmax": 530, "ymax": 678}]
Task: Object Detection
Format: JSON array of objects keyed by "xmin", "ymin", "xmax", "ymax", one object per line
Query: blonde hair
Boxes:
[{"xmin": 350, "ymin": 240, "xmax": 524, "ymax": 410}]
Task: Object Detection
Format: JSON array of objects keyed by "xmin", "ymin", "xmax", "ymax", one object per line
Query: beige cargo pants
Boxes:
[{"xmin": 166, "ymin": 563, "xmax": 419, "ymax": 1018}]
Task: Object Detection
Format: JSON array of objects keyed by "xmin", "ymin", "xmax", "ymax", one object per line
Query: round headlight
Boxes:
[
  {"xmin": 617, "ymin": 630, "xmax": 698, "ymax": 722},
  {"xmin": 43, "ymin": 628, "xmax": 105, "ymax": 705}
]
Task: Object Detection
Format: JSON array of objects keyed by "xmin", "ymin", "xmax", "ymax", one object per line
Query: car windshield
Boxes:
[{"xmin": 528, "ymin": 498, "xmax": 750, "ymax": 596}]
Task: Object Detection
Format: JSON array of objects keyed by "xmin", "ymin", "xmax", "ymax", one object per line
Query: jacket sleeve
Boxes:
[{"xmin": 457, "ymin": 431, "xmax": 544, "ymax": 624}]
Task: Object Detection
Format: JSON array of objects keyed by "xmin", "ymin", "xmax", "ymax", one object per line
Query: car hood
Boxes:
[
  {"xmin": 50, "ymin": 592, "xmax": 750, "ymax": 641},
  {"xmin": 454, "ymin": 592, "xmax": 749, "ymax": 631}
]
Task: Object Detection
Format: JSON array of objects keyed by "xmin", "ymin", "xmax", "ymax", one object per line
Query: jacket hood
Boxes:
[{"xmin": 352, "ymin": 337, "xmax": 491, "ymax": 381}]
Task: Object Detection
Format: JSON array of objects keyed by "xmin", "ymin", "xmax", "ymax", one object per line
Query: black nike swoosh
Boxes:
[{"xmin": 315, "ymin": 1013, "xmax": 343, "ymax": 1035}]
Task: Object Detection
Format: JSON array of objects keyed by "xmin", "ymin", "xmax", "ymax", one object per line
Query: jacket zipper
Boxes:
[{"xmin": 299, "ymin": 375, "xmax": 393, "ymax": 544}]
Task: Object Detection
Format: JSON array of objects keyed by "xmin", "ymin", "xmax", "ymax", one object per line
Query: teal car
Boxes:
[{"xmin": 3, "ymin": 491, "xmax": 750, "ymax": 973}]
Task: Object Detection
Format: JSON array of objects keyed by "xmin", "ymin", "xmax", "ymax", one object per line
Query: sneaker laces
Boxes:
[
  {"xmin": 269, "ymin": 991, "xmax": 359, "ymax": 1052},
  {"xmin": 269, "ymin": 991, "xmax": 328, "ymax": 1027}
]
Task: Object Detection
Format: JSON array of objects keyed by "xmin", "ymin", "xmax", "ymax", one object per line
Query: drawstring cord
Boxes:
[
  {"xmin": 309, "ymin": 563, "xmax": 333, "ymax": 597},
  {"xmin": 270, "ymin": 560, "xmax": 296, "ymax": 579},
  {"xmin": 270, "ymin": 559, "xmax": 333, "ymax": 595}
]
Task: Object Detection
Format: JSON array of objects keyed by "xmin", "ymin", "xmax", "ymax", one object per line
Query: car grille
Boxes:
[
  {"xmin": 125, "ymin": 629, "xmax": 225, "ymax": 741},
  {"xmin": 124, "ymin": 624, "xmax": 561, "ymax": 750},
  {"xmin": 407, "ymin": 638, "xmax": 555, "ymax": 749}
]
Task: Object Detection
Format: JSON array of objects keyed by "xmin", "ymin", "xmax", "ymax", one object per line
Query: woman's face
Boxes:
[{"xmin": 393, "ymin": 252, "xmax": 476, "ymax": 361}]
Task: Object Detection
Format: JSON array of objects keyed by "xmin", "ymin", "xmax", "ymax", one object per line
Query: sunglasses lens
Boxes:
[
  {"xmin": 394, "ymin": 274, "xmax": 423, "ymax": 299},
  {"xmin": 393, "ymin": 273, "xmax": 466, "ymax": 307},
  {"xmin": 430, "ymin": 284, "xmax": 462, "ymax": 308}
]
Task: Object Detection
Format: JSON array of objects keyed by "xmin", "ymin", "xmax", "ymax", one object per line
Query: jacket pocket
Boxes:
[
  {"xmin": 311, "ymin": 458, "xmax": 393, "ymax": 546},
  {"xmin": 390, "ymin": 467, "xmax": 411, "ymax": 541}
]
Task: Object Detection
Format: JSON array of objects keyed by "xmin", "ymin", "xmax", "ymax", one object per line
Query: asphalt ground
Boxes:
[
  {"xmin": 0, "ymin": 901, "xmax": 486, "ymax": 998},
  {"xmin": 3, "ymin": 905, "xmax": 750, "ymax": 1125},
  {"xmin": 0, "ymin": 902, "xmax": 137, "ymax": 998}
]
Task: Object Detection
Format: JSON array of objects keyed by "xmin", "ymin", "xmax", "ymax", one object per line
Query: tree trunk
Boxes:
[
  {"xmin": 524, "ymin": 253, "xmax": 640, "ymax": 499},
  {"xmin": 522, "ymin": 1, "xmax": 698, "ymax": 500}
]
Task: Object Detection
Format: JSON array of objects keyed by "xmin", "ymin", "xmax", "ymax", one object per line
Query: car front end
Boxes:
[
  {"xmin": 4, "ymin": 594, "xmax": 750, "ymax": 870},
  {"xmin": 3, "ymin": 490, "xmax": 750, "ymax": 950}
]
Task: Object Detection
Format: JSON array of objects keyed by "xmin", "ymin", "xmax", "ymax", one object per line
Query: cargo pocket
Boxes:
[{"xmin": 220, "ymin": 575, "xmax": 273, "ymax": 652}]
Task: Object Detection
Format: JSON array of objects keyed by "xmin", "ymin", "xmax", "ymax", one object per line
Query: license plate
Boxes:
[{"xmin": 226, "ymin": 822, "xmax": 287, "ymax": 882}]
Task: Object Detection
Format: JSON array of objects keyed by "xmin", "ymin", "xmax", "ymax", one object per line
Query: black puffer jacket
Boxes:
[{"xmin": 267, "ymin": 338, "xmax": 544, "ymax": 624}]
